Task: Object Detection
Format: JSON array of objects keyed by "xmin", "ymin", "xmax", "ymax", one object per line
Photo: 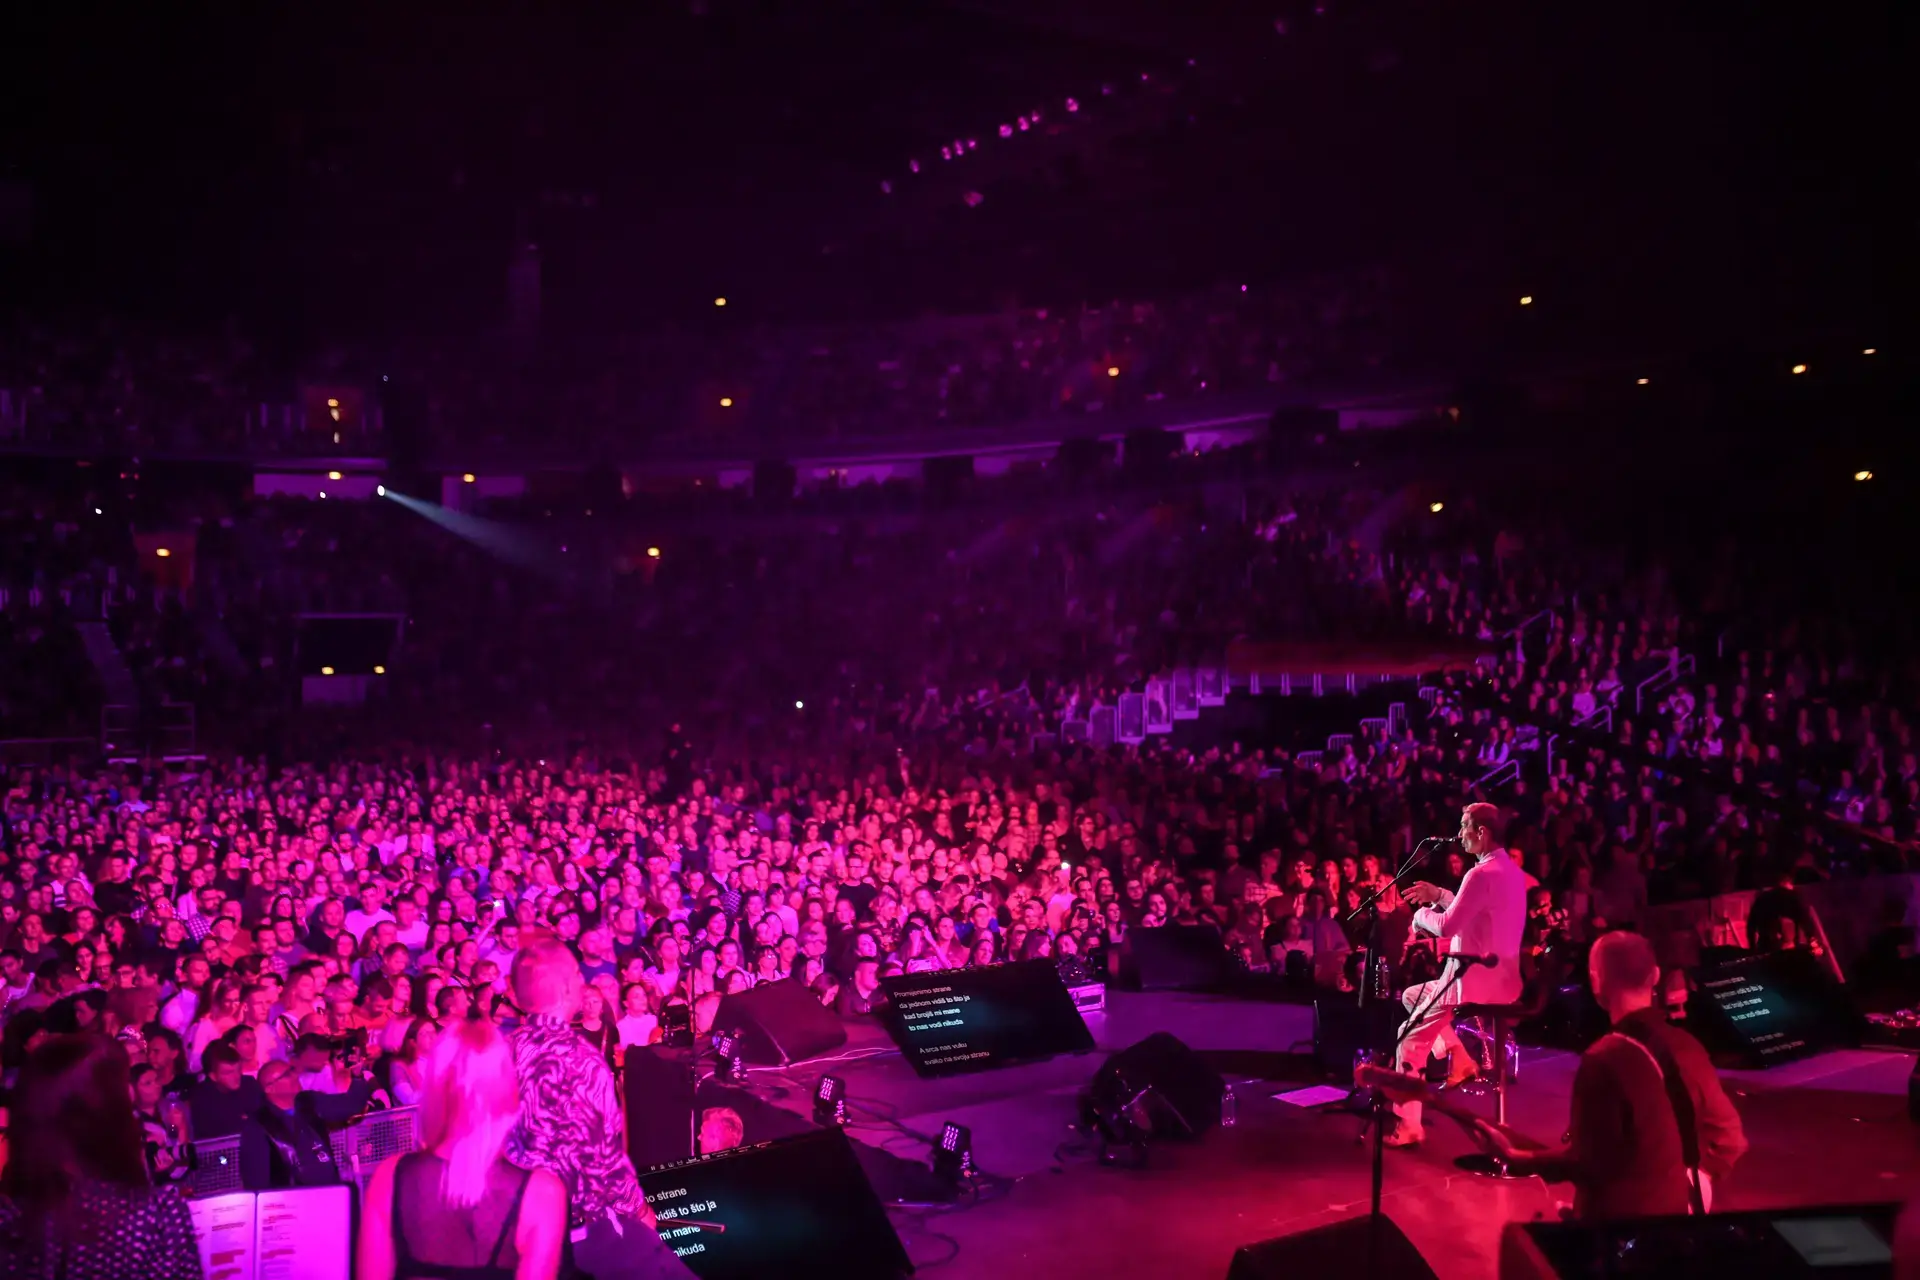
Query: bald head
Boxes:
[
  {"xmin": 511, "ymin": 929, "xmax": 583, "ymax": 1018},
  {"xmin": 1589, "ymin": 930, "xmax": 1660, "ymax": 1017}
]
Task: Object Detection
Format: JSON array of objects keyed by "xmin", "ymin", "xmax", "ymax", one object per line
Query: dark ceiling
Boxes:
[{"xmin": 0, "ymin": 0, "xmax": 1902, "ymax": 355}]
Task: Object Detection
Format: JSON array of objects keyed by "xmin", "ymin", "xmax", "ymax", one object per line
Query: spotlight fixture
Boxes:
[
  {"xmin": 1107, "ymin": 366, "xmax": 1120, "ymax": 377},
  {"xmin": 795, "ymin": 700, "xmax": 804, "ymax": 710},
  {"xmin": 320, "ymin": 666, "xmax": 335, "ymax": 676},
  {"xmin": 931, "ymin": 1121, "xmax": 974, "ymax": 1185},
  {"xmin": 462, "ymin": 473, "xmax": 477, "ymax": 483},
  {"xmin": 376, "ymin": 485, "xmax": 386, "ymax": 496},
  {"xmin": 327, "ymin": 470, "xmax": 342, "ymax": 480},
  {"xmin": 1429, "ymin": 501, "xmax": 1444, "ymax": 513},
  {"xmin": 720, "ymin": 397, "xmax": 734, "ymax": 407},
  {"xmin": 1519, "ymin": 295, "xmax": 1534, "ymax": 306},
  {"xmin": 1854, "ymin": 470, "xmax": 1874, "ymax": 483},
  {"xmin": 814, "ymin": 1075, "xmax": 847, "ymax": 1126},
  {"xmin": 1864, "ymin": 348, "xmax": 1877, "ymax": 355},
  {"xmin": 1792, "ymin": 364, "xmax": 1808, "ymax": 375},
  {"xmin": 1636, "ymin": 377, "xmax": 1650, "ymax": 386},
  {"xmin": 646, "ymin": 546, "xmax": 661, "ymax": 559},
  {"xmin": 373, "ymin": 665, "xmax": 386, "ymax": 675},
  {"xmin": 714, "ymin": 297, "xmax": 727, "ymax": 307},
  {"xmin": 155, "ymin": 548, "xmax": 171, "ymax": 558}
]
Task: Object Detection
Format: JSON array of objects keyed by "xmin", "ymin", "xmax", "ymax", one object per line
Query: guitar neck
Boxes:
[{"xmin": 1353, "ymin": 1066, "xmax": 1546, "ymax": 1151}]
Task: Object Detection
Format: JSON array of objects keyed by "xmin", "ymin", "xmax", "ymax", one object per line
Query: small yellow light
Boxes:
[
  {"xmin": 1864, "ymin": 348, "xmax": 1877, "ymax": 355},
  {"xmin": 720, "ymin": 397, "xmax": 734, "ymax": 407},
  {"xmin": 1854, "ymin": 470, "xmax": 1874, "ymax": 482},
  {"xmin": 327, "ymin": 470, "xmax": 342, "ymax": 480},
  {"xmin": 373, "ymin": 665, "xmax": 386, "ymax": 675},
  {"xmin": 462, "ymin": 473, "xmax": 476, "ymax": 483},
  {"xmin": 320, "ymin": 666, "xmax": 335, "ymax": 676},
  {"xmin": 1792, "ymin": 364, "xmax": 1808, "ymax": 375},
  {"xmin": 1519, "ymin": 295, "xmax": 1533, "ymax": 306},
  {"xmin": 326, "ymin": 398, "xmax": 340, "ymax": 409},
  {"xmin": 1636, "ymin": 377, "xmax": 1650, "ymax": 386},
  {"xmin": 715, "ymin": 297, "xmax": 727, "ymax": 307},
  {"xmin": 1107, "ymin": 366, "xmax": 1120, "ymax": 377},
  {"xmin": 1429, "ymin": 501, "xmax": 1444, "ymax": 513},
  {"xmin": 646, "ymin": 546, "xmax": 661, "ymax": 559},
  {"xmin": 155, "ymin": 548, "xmax": 171, "ymax": 558}
]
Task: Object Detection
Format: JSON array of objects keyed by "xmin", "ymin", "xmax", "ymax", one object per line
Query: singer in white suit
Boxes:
[{"xmin": 1388, "ymin": 802, "xmax": 1529, "ymax": 1146}]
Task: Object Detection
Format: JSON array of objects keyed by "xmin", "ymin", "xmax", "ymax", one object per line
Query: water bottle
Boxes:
[{"xmin": 1221, "ymin": 1083, "xmax": 1237, "ymax": 1127}]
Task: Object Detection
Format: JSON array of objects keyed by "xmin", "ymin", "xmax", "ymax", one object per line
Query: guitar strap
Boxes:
[{"xmin": 1605, "ymin": 1024, "xmax": 1707, "ymax": 1216}]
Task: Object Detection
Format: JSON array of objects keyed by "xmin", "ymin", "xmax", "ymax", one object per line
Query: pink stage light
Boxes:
[
  {"xmin": 909, "ymin": 159, "xmax": 920, "ymax": 173},
  {"xmin": 999, "ymin": 124, "xmax": 1013, "ymax": 138},
  {"xmin": 1065, "ymin": 97, "xmax": 1079, "ymax": 112}
]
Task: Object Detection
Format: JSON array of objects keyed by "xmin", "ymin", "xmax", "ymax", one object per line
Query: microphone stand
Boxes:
[
  {"xmin": 1340, "ymin": 835, "xmax": 1448, "ymax": 1280},
  {"xmin": 681, "ymin": 962, "xmax": 704, "ymax": 1160}
]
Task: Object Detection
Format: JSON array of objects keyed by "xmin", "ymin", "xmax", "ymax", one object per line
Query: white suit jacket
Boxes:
[{"xmin": 1413, "ymin": 848, "xmax": 1529, "ymax": 1005}]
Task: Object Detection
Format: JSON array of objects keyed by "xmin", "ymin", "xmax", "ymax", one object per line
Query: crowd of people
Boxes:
[{"xmin": 0, "ymin": 410, "xmax": 1917, "ymax": 1275}]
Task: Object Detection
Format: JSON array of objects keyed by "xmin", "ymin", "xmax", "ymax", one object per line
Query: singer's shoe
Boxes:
[
  {"xmin": 1444, "ymin": 1042, "xmax": 1482, "ymax": 1089},
  {"xmin": 1382, "ymin": 1123, "xmax": 1425, "ymax": 1149}
]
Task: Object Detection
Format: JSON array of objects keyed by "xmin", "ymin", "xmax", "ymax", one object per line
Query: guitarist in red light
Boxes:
[{"xmin": 1362, "ymin": 931, "xmax": 1747, "ymax": 1221}]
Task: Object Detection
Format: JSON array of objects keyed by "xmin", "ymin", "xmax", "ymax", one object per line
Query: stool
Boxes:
[
  {"xmin": 1447, "ymin": 946, "xmax": 1569, "ymax": 1179},
  {"xmin": 1449, "ymin": 1000, "xmax": 1529, "ymax": 1178}
]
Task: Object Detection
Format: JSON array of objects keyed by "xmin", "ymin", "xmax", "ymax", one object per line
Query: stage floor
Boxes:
[{"xmin": 745, "ymin": 991, "xmax": 1920, "ymax": 1279}]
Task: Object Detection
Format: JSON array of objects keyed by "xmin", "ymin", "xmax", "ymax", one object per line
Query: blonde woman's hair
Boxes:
[{"xmin": 418, "ymin": 1018, "xmax": 520, "ymax": 1208}]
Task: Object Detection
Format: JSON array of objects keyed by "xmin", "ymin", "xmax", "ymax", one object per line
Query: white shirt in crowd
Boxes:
[
  {"xmin": 616, "ymin": 1012, "xmax": 659, "ymax": 1048},
  {"xmin": 343, "ymin": 906, "xmax": 395, "ymax": 940}
]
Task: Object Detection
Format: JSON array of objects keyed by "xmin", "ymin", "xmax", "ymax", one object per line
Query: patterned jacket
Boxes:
[{"xmin": 505, "ymin": 1013, "xmax": 645, "ymax": 1222}]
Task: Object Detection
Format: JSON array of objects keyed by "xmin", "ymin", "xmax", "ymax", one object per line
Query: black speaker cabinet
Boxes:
[
  {"xmin": 1228, "ymin": 1214, "xmax": 1438, "ymax": 1280},
  {"xmin": 1088, "ymin": 1031, "xmax": 1224, "ymax": 1141},
  {"xmin": 712, "ymin": 976, "xmax": 848, "ymax": 1066}
]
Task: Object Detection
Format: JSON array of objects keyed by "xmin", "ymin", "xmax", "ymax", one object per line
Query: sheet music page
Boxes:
[
  {"xmin": 255, "ymin": 1186, "xmax": 352, "ymax": 1280},
  {"xmin": 189, "ymin": 1193, "xmax": 257, "ymax": 1280}
]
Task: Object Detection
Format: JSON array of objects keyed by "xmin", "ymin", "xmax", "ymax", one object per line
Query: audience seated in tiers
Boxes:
[{"xmin": 4, "ymin": 425, "xmax": 1920, "ymax": 1199}]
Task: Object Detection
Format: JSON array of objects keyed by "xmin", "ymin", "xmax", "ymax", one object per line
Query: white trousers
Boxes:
[{"xmin": 1392, "ymin": 976, "xmax": 1464, "ymax": 1131}]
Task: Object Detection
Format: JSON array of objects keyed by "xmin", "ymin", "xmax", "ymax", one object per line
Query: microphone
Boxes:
[{"xmin": 1449, "ymin": 953, "xmax": 1502, "ymax": 968}]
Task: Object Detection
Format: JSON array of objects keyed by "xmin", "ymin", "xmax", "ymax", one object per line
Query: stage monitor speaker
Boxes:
[
  {"xmin": 1228, "ymin": 1213, "xmax": 1437, "ymax": 1280},
  {"xmin": 1312, "ymin": 996, "xmax": 1400, "ymax": 1080},
  {"xmin": 713, "ymin": 976, "xmax": 847, "ymax": 1066},
  {"xmin": 1500, "ymin": 1202, "xmax": 1899, "ymax": 1280},
  {"xmin": 1687, "ymin": 948, "xmax": 1863, "ymax": 1068},
  {"xmin": 1129, "ymin": 924, "xmax": 1230, "ymax": 990},
  {"xmin": 635, "ymin": 1127, "xmax": 912, "ymax": 1280},
  {"xmin": 1088, "ymin": 1031, "xmax": 1223, "ymax": 1141}
]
